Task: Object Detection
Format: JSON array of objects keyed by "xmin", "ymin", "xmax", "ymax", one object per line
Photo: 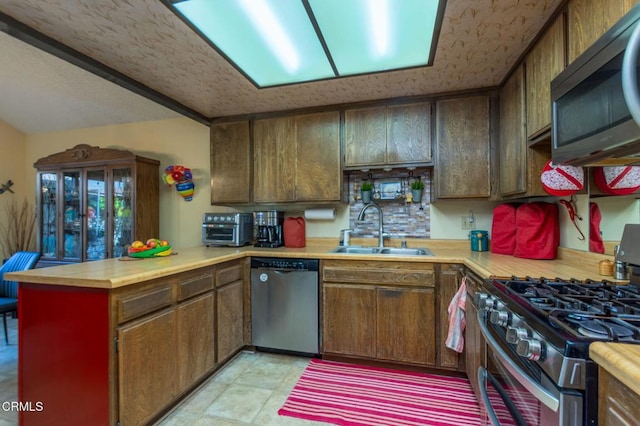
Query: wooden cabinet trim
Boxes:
[
  {"xmin": 178, "ymin": 272, "xmax": 214, "ymax": 301},
  {"xmin": 323, "ymin": 266, "xmax": 434, "ymax": 287},
  {"xmin": 117, "ymin": 284, "xmax": 173, "ymax": 324},
  {"xmin": 216, "ymin": 263, "xmax": 244, "ymax": 288}
]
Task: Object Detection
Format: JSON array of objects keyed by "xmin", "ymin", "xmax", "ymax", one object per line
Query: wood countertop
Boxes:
[
  {"xmin": 4, "ymin": 239, "xmax": 619, "ymax": 289},
  {"xmin": 590, "ymin": 342, "xmax": 640, "ymax": 396}
]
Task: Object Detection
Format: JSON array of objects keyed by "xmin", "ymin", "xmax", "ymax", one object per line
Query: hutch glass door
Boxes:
[
  {"xmin": 62, "ymin": 171, "xmax": 82, "ymax": 260},
  {"xmin": 112, "ymin": 167, "xmax": 133, "ymax": 258},
  {"xmin": 39, "ymin": 172, "xmax": 58, "ymax": 259},
  {"xmin": 86, "ymin": 169, "xmax": 107, "ymax": 260}
]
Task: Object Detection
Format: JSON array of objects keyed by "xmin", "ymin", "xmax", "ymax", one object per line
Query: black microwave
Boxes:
[{"xmin": 551, "ymin": 4, "xmax": 640, "ymax": 166}]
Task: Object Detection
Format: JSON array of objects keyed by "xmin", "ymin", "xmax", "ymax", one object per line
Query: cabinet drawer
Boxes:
[
  {"xmin": 216, "ymin": 263, "xmax": 244, "ymax": 288},
  {"xmin": 117, "ymin": 283, "xmax": 173, "ymax": 323},
  {"xmin": 178, "ymin": 272, "xmax": 214, "ymax": 301},
  {"xmin": 323, "ymin": 266, "xmax": 434, "ymax": 287}
]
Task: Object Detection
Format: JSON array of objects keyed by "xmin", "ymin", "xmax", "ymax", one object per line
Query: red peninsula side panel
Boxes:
[{"xmin": 18, "ymin": 283, "xmax": 110, "ymax": 426}]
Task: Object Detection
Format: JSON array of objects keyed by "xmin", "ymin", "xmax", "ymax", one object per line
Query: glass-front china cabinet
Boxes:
[{"xmin": 35, "ymin": 144, "xmax": 160, "ymax": 266}]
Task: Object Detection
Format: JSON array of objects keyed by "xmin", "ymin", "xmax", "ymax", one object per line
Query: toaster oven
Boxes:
[{"xmin": 202, "ymin": 213, "xmax": 253, "ymax": 247}]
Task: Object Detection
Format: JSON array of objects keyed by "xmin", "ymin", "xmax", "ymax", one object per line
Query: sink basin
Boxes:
[
  {"xmin": 378, "ymin": 247, "xmax": 434, "ymax": 256},
  {"xmin": 329, "ymin": 246, "xmax": 434, "ymax": 256},
  {"xmin": 329, "ymin": 247, "xmax": 382, "ymax": 254}
]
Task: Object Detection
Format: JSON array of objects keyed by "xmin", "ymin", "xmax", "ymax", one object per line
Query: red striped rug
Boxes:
[{"xmin": 278, "ymin": 359, "xmax": 483, "ymax": 426}]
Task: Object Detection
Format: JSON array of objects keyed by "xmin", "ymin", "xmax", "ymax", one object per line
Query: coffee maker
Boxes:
[{"xmin": 254, "ymin": 210, "xmax": 284, "ymax": 248}]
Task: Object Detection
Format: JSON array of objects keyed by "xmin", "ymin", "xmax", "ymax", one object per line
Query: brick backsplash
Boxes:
[{"xmin": 347, "ymin": 168, "xmax": 431, "ymax": 239}]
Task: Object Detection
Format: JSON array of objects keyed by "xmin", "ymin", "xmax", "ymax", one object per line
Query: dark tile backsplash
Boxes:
[{"xmin": 346, "ymin": 168, "xmax": 431, "ymax": 239}]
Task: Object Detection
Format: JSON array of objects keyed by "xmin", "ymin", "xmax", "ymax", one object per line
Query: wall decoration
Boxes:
[{"xmin": 162, "ymin": 165, "xmax": 195, "ymax": 201}]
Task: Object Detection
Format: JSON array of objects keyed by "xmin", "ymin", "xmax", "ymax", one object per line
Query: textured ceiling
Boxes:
[{"xmin": 0, "ymin": 0, "xmax": 563, "ymax": 134}]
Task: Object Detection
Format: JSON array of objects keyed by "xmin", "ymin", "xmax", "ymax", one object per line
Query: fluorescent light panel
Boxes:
[{"xmin": 169, "ymin": 0, "xmax": 443, "ymax": 87}]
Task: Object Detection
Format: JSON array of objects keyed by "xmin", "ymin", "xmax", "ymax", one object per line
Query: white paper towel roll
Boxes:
[{"xmin": 304, "ymin": 208, "xmax": 336, "ymax": 220}]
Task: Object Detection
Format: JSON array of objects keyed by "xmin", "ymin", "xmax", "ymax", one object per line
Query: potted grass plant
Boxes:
[
  {"xmin": 410, "ymin": 180, "xmax": 425, "ymax": 203},
  {"xmin": 360, "ymin": 181, "xmax": 374, "ymax": 204},
  {"xmin": 0, "ymin": 198, "xmax": 37, "ymax": 260}
]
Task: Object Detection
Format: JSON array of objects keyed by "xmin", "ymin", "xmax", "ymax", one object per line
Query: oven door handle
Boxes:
[
  {"xmin": 477, "ymin": 309, "xmax": 560, "ymax": 411},
  {"xmin": 478, "ymin": 366, "xmax": 527, "ymax": 426}
]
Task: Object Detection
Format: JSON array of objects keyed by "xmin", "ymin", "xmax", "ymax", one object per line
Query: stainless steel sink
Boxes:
[{"xmin": 328, "ymin": 246, "xmax": 434, "ymax": 256}]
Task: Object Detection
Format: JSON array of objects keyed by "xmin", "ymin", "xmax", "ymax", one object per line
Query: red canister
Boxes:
[{"xmin": 284, "ymin": 217, "xmax": 306, "ymax": 248}]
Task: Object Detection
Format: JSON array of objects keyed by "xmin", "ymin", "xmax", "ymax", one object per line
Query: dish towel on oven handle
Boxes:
[{"xmin": 445, "ymin": 276, "xmax": 467, "ymax": 353}]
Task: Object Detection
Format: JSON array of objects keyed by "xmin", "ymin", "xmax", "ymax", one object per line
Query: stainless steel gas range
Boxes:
[{"xmin": 471, "ymin": 227, "xmax": 640, "ymax": 426}]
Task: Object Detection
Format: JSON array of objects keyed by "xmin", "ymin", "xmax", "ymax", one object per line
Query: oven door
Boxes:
[
  {"xmin": 477, "ymin": 310, "xmax": 583, "ymax": 426},
  {"xmin": 202, "ymin": 223, "xmax": 236, "ymax": 245}
]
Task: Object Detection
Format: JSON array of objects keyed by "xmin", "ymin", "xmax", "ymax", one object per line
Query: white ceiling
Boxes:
[{"xmin": 0, "ymin": 0, "xmax": 564, "ymax": 134}]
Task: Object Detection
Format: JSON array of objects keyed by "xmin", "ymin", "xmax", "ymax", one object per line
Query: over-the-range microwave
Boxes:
[{"xmin": 551, "ymin": 3, "xmax": 640, "ymax": 166}]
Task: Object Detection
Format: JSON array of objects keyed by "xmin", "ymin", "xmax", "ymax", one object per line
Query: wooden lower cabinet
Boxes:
[
  {"xmin": 216, "ymin": 261, "xmax": 248, "ymax": 363},
  {"xmin": 377, "ymin": 286, "xmax": 436, "ymax": 365},
  {"xmin": 437, "ymin": 264, "xmax": 464, "ymax": 371},
  {"xmin": 323, "ymin": 284, "xmax": 377, "ymax": 358},
  {"xmin": 463, "ymin": 270, "xmax": 485, "ymax": 398},
  {"xmin": 177, "ymin": 293, "xmax": 215, "ymax": 392},
  {"xmin": 598, "ymin": 366, "xmax": 640, "ymax": 425},
  {"xmin": 118, "ymin": 309, "xmax": 178, "ymax": 426},
  {"xmin": 322, "ymin": 260, "xmax": 437, "ymax": 366}
]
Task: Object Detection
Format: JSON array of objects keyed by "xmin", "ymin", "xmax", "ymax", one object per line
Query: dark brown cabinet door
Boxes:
[
  {"xmin": 118, "ymin": 309, "xmax": 177, "ymax": 426},
  {"xmin": 253, "ymin": 117, "xmax": 297, "ymax": 202},
  {"xmin": 210, "ymin": 121, "xmax": 251, "ymax": 204},
  {"xmin": 526, "ymin": 14, "xmax": 565, "ymax": 139},
  {"xmin": 217, "ymin": 279, "xmax": 244, "ymax": 363},
  {"xmin": 568, "ymin": 0, "xmax": 638, "ymax": 64},
  {"xmin": 295, "ymin": 111, "xmax": 341, "ymax": 202},
  {"xmin": 376, "ymin": 287, "xmax": 436, "ymax": 365},
  {"xmin": 344, "ymin": 106, "xmax": 387, "ymax": 167},
  {"xmin": 437, "ymin": 265, "xmax": 464, "ymax": 371},
  {"xmin": 499, "ymin": 65, "xmax": 527, "ymax": 197},
  {"xmin": 323, "ymin": 283, "xmax": 376, "ymax": 358},
  {"xmin": 387, "ymin": 103, "xmax": 432, "ymax": 164},
  {"xmin": 177, "ymin": 293, "xmax": 215, "ymax": 393},
  {"xmin": 435, "ymin": 96, "xmax": 491, "ymax": 198}
]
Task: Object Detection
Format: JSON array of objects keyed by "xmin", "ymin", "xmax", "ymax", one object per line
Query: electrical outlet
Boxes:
[{"xmin": 461, "ymin": 216, "xmax": 474, "ymax": 229}]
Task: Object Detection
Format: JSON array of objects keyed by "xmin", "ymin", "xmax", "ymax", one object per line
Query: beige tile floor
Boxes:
[{"xmin": 0, "ymin": 316, "xmax": 330, "ymax": 425}]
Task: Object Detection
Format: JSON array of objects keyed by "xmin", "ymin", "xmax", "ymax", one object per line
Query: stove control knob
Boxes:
[
  {"xmin": 489, "ymin": 310, "xmax": 510, "ymax": 327},
  {"xmin": 516, "ymin": 338, "xmax": 543, "ymax": 361},
  {"xmin": 474, "ymin": 293, "xmax": 488, "ymax": 308},
  {"xmin": 506, "ymin": 327, "xmax": 528, "ymax": 344}
]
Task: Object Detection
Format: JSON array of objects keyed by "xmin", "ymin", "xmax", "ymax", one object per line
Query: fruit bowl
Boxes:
[{"xmin": 128, "ymin": 245, "xmax": 172, "ymax": 258}]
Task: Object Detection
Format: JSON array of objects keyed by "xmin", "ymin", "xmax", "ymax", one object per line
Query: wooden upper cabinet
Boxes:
[
  {"xmin": 344, "ymin": 106, "xmax": 387, "ymax": 167},
  {"xmin": 499, "ymin": 65, "xmax": 527, "ymax": 197},
  {"xmin": 295, "ymin": 111, "xmax": 341, "ymax": 202},
  {"xmin": 253, "ymin": 112, "xmax": 341, "ymax": 203},
  {"xmin": 526, "ymin": 14, "xmax": 566, "ymax": 139},
  {"xmin": 387, "ymin": 103, "xmax": 432, "ymax": 164},
  {"xmin": 210, "ymin": 121, "xmax": 251, "ymax": 204},
  {"xmin": 253, "ymin": 116, "xmax": 297, "ymax": 203},
  {"xmin": 344, "ymin": 103, "xmax": 432, "ymax": 168},
  {"xmin": 567, "ymin": 0, "xmax": 639, "ymax": 64},
  {"xmin": 434, "ymin": 96, "xmax": 491, "ymax": 199}
]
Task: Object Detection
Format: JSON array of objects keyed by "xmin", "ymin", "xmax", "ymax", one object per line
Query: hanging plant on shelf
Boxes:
[
  {"xmin": 410, "ymin": 179, "xmax": 424, "ymax": 203},
  {"xmin": 162, "ymin": 165, "xmax": 195, "ymax": 201}
]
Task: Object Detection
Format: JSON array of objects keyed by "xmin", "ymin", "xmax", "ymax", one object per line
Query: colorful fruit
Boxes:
[
  {"xmin": 159, "ymin": 240, "xmax": 169, "ymax": 247},
  {"xmin": 146, "ymin": 239, "xmax": 158, "ymax": 248},
  {"xmin": 131, "ymin": 240, "xmax": 144, "ymax": 249}
]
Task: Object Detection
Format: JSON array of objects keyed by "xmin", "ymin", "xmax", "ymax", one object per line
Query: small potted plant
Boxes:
[
  {"xmin": 360, "ymin": 181, "xmax": 374, "ymax": 204},
  {"xmin": 410, "ymin": 179, "xmax": 425, "ymax": 203}
]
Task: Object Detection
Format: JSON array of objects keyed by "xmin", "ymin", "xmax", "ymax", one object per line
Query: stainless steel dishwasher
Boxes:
[{"xmin": 251, "ymin": 257, "xmax": 319, "ymax": 355}]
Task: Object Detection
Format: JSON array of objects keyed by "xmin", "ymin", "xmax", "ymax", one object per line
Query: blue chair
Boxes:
[{"xmin": 0, "ymin": 251, "xmax": 41, "ymax": 344}]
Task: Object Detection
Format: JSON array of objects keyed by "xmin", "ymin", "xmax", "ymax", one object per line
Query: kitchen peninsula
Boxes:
[{"xmin": 6, "ymin": 241, "xmax": 619, "ymax": 425}]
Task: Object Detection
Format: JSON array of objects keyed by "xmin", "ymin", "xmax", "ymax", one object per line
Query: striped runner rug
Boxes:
[{"xmin": 278, "ymin": 359, "xmax": 483, "ymax": 426}]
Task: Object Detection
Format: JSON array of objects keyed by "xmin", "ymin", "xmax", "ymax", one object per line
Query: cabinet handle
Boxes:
[{"xmin": 379, "ymin": 289, "xmax": 401, "ymax": 298}]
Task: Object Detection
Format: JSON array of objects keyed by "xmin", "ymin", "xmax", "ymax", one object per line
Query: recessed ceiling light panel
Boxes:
[{"xmin": 165, "ymin": 0, "xmax": 445, "ymax": 87}]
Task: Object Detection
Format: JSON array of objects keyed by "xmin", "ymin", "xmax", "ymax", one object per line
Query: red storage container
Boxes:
[
  {"xmin": 284, "ymin": 217, "xmax": 306, "ymax": 248},
  {"xmin": 513, "ymin": 202, "xmax": 559, "ymax": 260},
  {"xmin": 490, "ymin": 203, "xmax": 519, "ymax": 255}
]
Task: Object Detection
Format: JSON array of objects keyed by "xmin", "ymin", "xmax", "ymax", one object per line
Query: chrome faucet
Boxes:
[{"xmin": 357, "ymin": 203, "xmax": 385, "ymax": 248}]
